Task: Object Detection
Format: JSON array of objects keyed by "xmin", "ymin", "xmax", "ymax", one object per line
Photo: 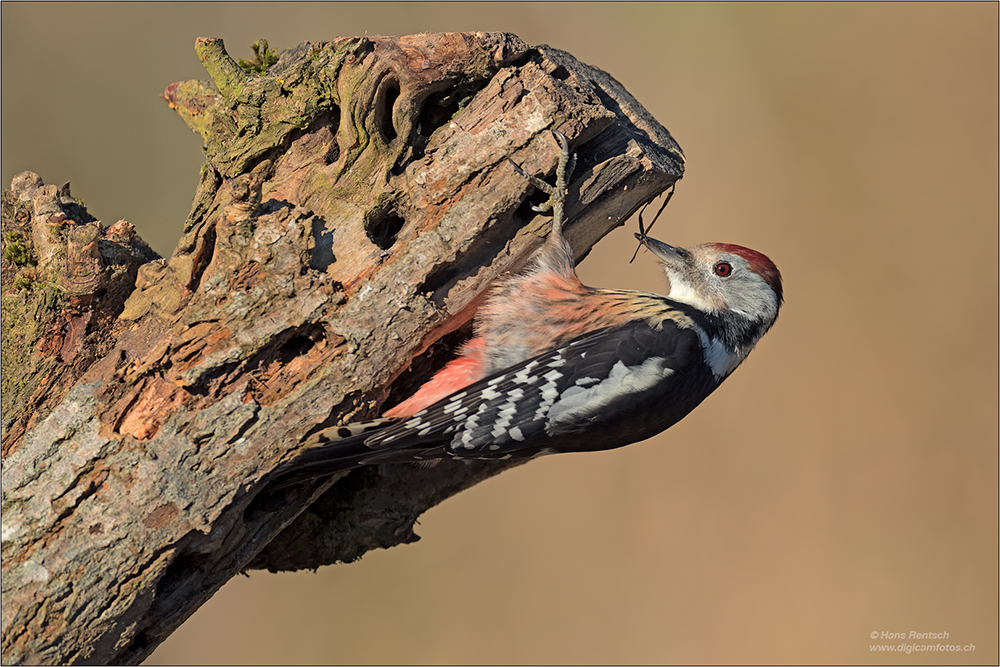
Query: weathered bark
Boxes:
[{"xmin": 0, "ymin": 33, "xmax": 683, "ymax": 664}]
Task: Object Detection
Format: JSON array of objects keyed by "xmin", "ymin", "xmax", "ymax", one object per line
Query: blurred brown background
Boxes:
[{"xmin": 3, "ymin": 3, "xmax": 997, "ymax": 664}]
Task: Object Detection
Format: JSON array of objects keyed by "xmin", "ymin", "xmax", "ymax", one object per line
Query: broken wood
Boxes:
[{"xmin": 0, "ymin": 32, "xmax": 684, "ymax": 664}]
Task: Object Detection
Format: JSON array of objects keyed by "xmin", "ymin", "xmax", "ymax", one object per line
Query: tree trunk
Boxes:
[{"xmin": 0, "ymin": 33, "xmax": 684, "ymax": 665}]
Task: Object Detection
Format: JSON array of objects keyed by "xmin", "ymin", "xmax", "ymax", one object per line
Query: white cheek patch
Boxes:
[
  {"xmin": 545, "ymin": 357, "xmax": 671, "ymax": 429},
  {"xmin": 666, "ymin": 275, "xmax": 716, "ymax": 312}
]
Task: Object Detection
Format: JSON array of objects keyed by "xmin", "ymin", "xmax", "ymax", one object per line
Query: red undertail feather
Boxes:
[{"xmin": 383, "ymin": 337, "xmax": 489, "ymax": 418}]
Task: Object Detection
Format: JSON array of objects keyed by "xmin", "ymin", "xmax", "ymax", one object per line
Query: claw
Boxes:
[
  {"xmin": 508, "ymin": 129, "xmax": 576, "ymax": 237},
  {"xmin": 552, "ymin": 129, "xmax": 569, "ymax": 155}
]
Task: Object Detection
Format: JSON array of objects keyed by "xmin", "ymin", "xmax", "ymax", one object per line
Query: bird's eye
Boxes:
[{"xmin": 714, "ymin": 262, "xmax": 733, "ymax": 277}]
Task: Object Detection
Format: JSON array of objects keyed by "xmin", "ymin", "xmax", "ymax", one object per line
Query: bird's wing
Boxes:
[
  {"xmin": 272, "ymin": 317, "xmax": 704, "ymax": 489},
  {"xmin": 366, "ymin": 318, "xmax": 703, "ymax": 458}
]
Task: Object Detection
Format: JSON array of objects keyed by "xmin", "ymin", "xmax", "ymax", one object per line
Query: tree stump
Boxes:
[{"xmin": 0, "ymin": 33, "xmax": 684, "ymax": 664}]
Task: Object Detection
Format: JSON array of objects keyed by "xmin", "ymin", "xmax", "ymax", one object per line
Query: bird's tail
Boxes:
[{"xmin": 268, "ymin": 418, "xmax": 400, "ymax": 488}]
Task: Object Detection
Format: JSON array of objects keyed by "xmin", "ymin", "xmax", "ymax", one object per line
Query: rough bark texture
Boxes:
[{"xmin": 0, "ymin": 33, "xmax": 684, "ymax": 665}]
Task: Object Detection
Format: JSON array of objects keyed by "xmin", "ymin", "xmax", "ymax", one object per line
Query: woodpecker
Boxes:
[{"xmin": 274, "ymin": 131, "xmax": 782, "ymax": 485}]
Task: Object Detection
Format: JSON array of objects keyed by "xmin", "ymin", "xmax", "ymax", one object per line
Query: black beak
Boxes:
[{"xmin": 634, "ymin": 233, "xmax": 692, "ymax": 265}]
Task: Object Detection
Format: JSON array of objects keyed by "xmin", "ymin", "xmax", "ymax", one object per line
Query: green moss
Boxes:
[
  {"xmin": 3, "ymin": 232, "xmax": 36, "ymax": 267},
  {"xmin": 0, "ymin": 278, "xmax": 65, "ymax": 417},
  {"xmin": 238, "ymin": 39, "xmax": 280, "ymax": 75},
  {"xmin": 180, "ymin": 39, "xmax": 350, "ymax": 178}
]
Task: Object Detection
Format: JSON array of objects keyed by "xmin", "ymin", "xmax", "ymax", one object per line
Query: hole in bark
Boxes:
[
  {"xmin": 185, "ymin": 323, "xmax": 330, "ymax": 403},
  {"xmin": 263, "ymin": 324, "xmax": 325, "ymax": 366},
  {"xmin": 416, "ymin": 72, "xmax": 493, "ymax": 141},
  {"xmin": 418, "ymin": 90, "xmax": 462, "ymax": 139},
  {"xmin": 376, "ymin": 80, "xmax": 399, "ymax": 142},
  {"xmin": 366, "ymin": 207, "xmax": 405, "ymax": 250},
  {"xmin": 279, "ymin": 335, "xmax": 314, "ymax": 362},
  {"xmin": 550, "ymin": 64, "xmax": 571, "ymax": 81},
  {"xmin": 241, "ymin": 323, "xmax": 332, "ymax": 405}
]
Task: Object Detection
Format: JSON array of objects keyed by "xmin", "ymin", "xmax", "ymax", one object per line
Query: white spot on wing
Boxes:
[
  {"xmin": 546, "ymin": 358, "xmax": 671, "ymax": 429},
  {"xmin": 490, "ymin": 388, "xmax": 525, "ymax": 438},
  {"xmin": 504, "ymin": 403, "xmax": 524, "ymax": 418},
  {"xmin": 513, "ymin": 368, "xmax": 537, "ymax": 384},
  {"xmin": 533, "ymin": 372, "xmax": 562, "ymax": 420},
  {"xmin": 458, "ymin": 403, "xmax": 490, "ymax": 449},
  {"xmin": 540, "ymin": 383, "xmax": 558, "ymax": 402}
]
